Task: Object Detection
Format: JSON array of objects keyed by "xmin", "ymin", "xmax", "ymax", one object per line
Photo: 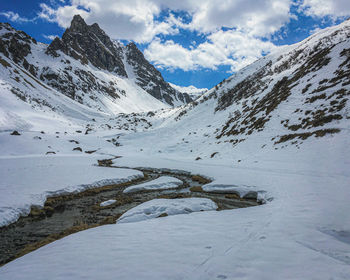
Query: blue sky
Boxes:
[{"xmin": 1, "ymin": 0, "xmax": 349, "ymax": 89}]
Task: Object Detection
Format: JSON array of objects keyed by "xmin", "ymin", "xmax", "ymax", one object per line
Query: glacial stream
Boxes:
[{"xmin": 0, "ymin": 160, "xmax": 259, "ymax": 265}]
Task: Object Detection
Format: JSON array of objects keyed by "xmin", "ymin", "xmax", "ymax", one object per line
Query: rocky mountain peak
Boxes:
[
  {"xmin": 0, "ymin": 16, "xmax": 193, "ymax": 109},
  {"xmin": 45, "ymin": 15, "xmax": 193, "ymax": 106},
  {"xmin": 47, "ymin": 15, "xmax": 127, "ymax": 77},
  {"xmin": 69, "ymin": 14, "xmax": 88, "ymax": 32}
]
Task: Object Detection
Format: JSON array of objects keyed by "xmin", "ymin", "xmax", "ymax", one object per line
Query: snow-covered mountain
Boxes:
[
  {"xmin": 1, "ymin": 16, "xmax": 349, "ymax": 155},
  {"xmin": 169, "ymin": 83, "xmax": 208, "ymax": 100},
  {"xmin": 0, "ymin": 15, "xmax": 191, "ymax": 123}
]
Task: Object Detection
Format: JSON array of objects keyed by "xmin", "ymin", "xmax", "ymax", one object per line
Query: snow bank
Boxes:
[
  {"xmin": 117, "ymin": 198, "xmax": 218, "ymax": 223},
  {"xmin": 0, "ymin": 156, "xmax": 143, "ymax": 227},
  {"xmin": 202, "ymin": 183, "xmax": 258, "ymax": 199},
  {"xmin": 123, "ymin": 176, "xmax": 183, "ymax": 193}
]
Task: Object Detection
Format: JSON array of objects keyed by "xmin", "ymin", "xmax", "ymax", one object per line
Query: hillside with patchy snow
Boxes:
[{"xmin": 117, "ymin": 18, "xmax": 350, "ymax": 161}]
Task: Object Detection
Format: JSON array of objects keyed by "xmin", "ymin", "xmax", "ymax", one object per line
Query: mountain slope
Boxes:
[
  {"xmin": 0, "ymin": 15, "xmax": 191, "ymax": 126},
  {"xmin": 148, "ymin": 18, "xmax": 350, "ymax": 156}
]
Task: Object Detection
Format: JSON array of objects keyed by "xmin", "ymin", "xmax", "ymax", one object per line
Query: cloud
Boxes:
[
  {"xmin": 36, "ymin": 0, "xmax": 347, "ymax": 74},
  {"xmin": 38, "ymin": 3, "xmax": 89, "ymax": 28},
  {"xmin": 38, "ymin": 1, "xmax": 177, "ymax": 43},
  {"xmin": 301, "ymin": 0, "xmax": 350, "ymax": 18},
  {"xmin": 37, "ymin": 0, "xmax": 286, "ymax": 71},
  {"xmin": 43, "ymin": 34, "xmax": 58, "ymax": 41},
  {"xmin": 144, "ymin": 29, "xmax": 276, "ymax": 72},
  {"xmin": 185, "ymin": 0, "xmax": 293, "ymax": 36},
  {"xmin": 37, "ymin": 0, "xmax": 294, "ymax": 42},
  {"xmin": 0, "ymin": 11, "xmax": 34, "ymax": 23}
]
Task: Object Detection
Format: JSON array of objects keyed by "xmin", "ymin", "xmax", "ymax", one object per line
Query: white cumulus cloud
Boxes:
[
  {"xmin": 145, "ymin": 29, "xmax": 276, "ymax": 72},
  {"xmin": 301, "ymin": 0, "xmax": 350, "ymax": 18},
  {"xmin": 35, "ymin": 0, "xmax": 349, "ymax": 73},
  {"xmin": 37, "ymin": 0, "xmax": 294, "ymax": 42},
  {"xmin": 0, "ymin": 11, "xmax": 34, "ymax": 23}
]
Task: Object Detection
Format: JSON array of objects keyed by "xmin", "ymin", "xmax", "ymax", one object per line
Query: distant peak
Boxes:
[
  {"xmin": 72, "ymin": 14, "xmax": 85, "ymax": 23},
  {"xmin": 127, "ymin": 42, "xmax": 138, "ymax": 49}
]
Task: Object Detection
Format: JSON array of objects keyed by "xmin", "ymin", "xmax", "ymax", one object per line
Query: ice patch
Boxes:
[{"xmin": 100, "ymin": 199, "xmax": 116, "ymax": 207}]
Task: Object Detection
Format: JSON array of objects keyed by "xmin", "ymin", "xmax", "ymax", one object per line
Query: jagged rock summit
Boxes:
[
  {"xmin": 46, "ymin": 14, "xmax": 191, "ymax": 106},
  {"xmin": 47, "ymin": 15, "xmax": 127, "ymax": 77}
]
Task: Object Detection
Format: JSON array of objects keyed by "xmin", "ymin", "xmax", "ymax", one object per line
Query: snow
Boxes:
[
  {"xmin": 169, "ymin": 82, "xmax": 208, "ymax": 99},
  {"xmin": 117, "ymin": 197, "xmax": 218, "ymax": 224},
  {"xmin": 1, "ymin": 158, "xmax": 349, "ymax": 279},
  {"xmin": 100, "ymin": 199, "xmax": 117, "ymax": 207},
  {"xmin": 123, "ymin": 176, "xmax": 183, "ymax": 193}
]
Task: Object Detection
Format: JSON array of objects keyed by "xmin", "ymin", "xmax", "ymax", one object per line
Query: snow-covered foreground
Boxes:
[
  {"xmin": 117, "ymin": 198, "xmax": 218, "ymax": 223},
  {"xmin": 0, "ymin": 118, "xmax": 349, "ymax": 279},
  {"xmin": 123, "ymin": 176, "xmax": 183, "ymax": 193},
  {"xmin": 1, "ymin": 153, "xmax": 349, "ymax": 279}
]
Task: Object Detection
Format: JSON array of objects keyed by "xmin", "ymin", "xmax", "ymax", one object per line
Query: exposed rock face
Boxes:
[
  {"xmin": 0, "ymin": 23, "xmax": 38, "ymax": 76},
  {"xmin": 47, "ymin": 15, "xmax": 127, "ymax": 77},
  {"xmin": 125, "ymin": 42, "xmax": 192, "ymax": 106}
]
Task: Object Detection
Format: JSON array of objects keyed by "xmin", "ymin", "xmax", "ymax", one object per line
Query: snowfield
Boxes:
[
  {"xmin": 117, "ymin": 197, "xmax": 218, "ymax": 223},
  {"xmin": 123, "ymin": 176, "xmax": 183, "ymax": 193},
  {"xmin": 0, "ymin": 153, "xmax": 349, "ymax": 279}
]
